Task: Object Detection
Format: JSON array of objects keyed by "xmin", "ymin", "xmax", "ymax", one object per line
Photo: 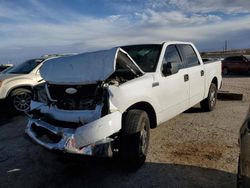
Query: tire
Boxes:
[
  {"xmin": 200, "ymin": 83, "xmax": 217, "ymax": 112},
  {"xmin": 120, "ymin": 109, "xmax": 150, "ymax": 167},
  {"xmin": 237, "ymin": 157, "xmax": 246, "ymax": 188},
  {"xmin": 222, "ymin": 67, "xmax": 229, "ymax": 75},
  {"xmin": 10, "ymin": 88, "xmax": 32, "ymax": 112},
  {"xmin": 237, "ymin": 157, "xmax": 242, "ymax": 188}
]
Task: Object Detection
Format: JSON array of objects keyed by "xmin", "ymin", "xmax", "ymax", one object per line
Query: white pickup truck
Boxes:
[{"xmin": 26, "ymin": 42, "xmax": 222, "ymax": 166}]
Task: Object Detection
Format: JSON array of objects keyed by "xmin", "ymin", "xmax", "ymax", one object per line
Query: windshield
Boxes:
[
  {"xmin": 122, "ymin": 44, "xmax": 162, "ymax": 72},
  {"xmin": 7, "ymin": 59, "xmax": 43, "ymax": 74}
]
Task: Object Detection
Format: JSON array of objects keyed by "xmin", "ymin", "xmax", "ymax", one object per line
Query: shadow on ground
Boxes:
[
  {"xmin": 1, "ymin": 155, "xmax": 236, "ymax": 188},
  {"xmin": 0, "ymin": 100, "xmax": 21, "ymax": 126},
  {"xmin": 184, "ymin": 106, "xmax": 206, "ymax": 113}
]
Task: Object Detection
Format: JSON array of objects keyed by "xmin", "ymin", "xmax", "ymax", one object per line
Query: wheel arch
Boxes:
[
  {"xmin": 123, "ymin": 101, "xmax": 157, "ymax": 129},
  {"xmin": 8, "ymin": 85, "xmax": 33, "ymax": 97},
  {"xmin": 211, "ymin": 77, "xmax": 218, "ymax": 89}
]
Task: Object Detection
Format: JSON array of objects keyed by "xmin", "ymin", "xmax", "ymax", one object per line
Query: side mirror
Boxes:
[{"xmin": 162, "ymin": 62, "xmax": 172, "ymax": 76}]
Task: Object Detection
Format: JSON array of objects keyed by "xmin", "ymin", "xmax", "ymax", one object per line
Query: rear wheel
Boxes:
[
  {"xmin": 11, "ymin": 88, "xmax": 32, "ymax": 112},
  {"xmin": 200, "ymin": 83, "xmax": 217, "ymax": 112},
  {"xmin": 120, "ymin": 109, "xmax": 150, "ymax": 167}
]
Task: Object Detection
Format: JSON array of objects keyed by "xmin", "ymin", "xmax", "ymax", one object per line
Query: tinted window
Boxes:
[
  {"xmin": 224, "ymin": 57, "xmax": 233, "ymax": 61},
  {"xmin": 225, "ymin": 56, "xmax": 243, "ymax": 61},
  {"xmin": 233, "ymin": 56, "xmax": 243, "ymax": 61},
  {"xmin": 177, "ymin": 44, "xmax": 200, "ymax": 67},
  {"xmin": 7, "ymin": 59, "xmax": 43, "ymax": 74},
  {"xmin": 122, "ymin": 45, "xmax": 162, "ymax": 72},
  {"xmin": 162, "ymin": 45, "xmax": 182, "ymax": 74}
]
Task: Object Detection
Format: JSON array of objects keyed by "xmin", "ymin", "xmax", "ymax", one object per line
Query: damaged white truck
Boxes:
[{"xmin": 26, "ymin": 42, "xmax": 222, "ymax": 166}]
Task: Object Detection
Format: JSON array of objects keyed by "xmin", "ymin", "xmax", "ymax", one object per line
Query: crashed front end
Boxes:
[
  {"xmin": 26, "ymin": 48, "xmax": 143, "ymax": 157},
  {"xmin": 26, "ymin": 106, "xmax": 122, "ymax": 157}
]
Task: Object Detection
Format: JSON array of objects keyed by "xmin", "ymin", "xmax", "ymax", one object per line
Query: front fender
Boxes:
[{"xmin": 108, "ymin": 77, "xmax": 160, "ymax": 114}]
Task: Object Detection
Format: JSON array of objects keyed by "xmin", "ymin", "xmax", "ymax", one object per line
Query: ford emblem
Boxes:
[{"xmin": 65, "ymin": 88, "xmax": 77, "ymax": 94}]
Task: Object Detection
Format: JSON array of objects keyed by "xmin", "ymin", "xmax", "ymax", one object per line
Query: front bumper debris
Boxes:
[{"xmin": 26, "ymin": 111, "xmax": 122, "ymax": 157}]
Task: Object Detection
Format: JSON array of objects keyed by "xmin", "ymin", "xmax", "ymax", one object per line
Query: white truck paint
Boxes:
[{"xmin": 26, "ymin": 42, "xmax": 222, "ymax": 165}]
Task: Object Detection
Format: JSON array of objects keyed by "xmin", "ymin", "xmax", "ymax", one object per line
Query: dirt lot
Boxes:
[{"xmin": 0, "ymin": 75, "xmax": 250, "ymax": 188}]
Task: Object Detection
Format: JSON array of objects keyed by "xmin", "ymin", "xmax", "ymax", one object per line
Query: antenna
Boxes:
[{"xmin": 225, "ymin": 40, "xmax": 228, "ymax": 52}]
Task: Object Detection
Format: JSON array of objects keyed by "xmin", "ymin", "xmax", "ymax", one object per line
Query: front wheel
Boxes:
[
  {"xmin": 11, "ymin": 89, "xmax": 32, "ymax": 112},
  {"xmin": 200, "ymin": 83, "xmax": 217, "ymax": 112},
  {"xmin": 119, "ymin": 109, "xmax": 150, "ymax": 167}
]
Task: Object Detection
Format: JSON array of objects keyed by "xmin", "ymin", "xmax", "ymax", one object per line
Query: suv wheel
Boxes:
[
  {"xmin": 11, "ymin": 89, "xmax": 32, "ymax": 112},
  {"xmin": 120, "ymin": 109, "xmax": 150, "ymax": 167}
]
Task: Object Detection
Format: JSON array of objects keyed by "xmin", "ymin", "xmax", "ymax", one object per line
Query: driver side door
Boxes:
[{"xmin": 156, "ymin": 44, "xmax": 189, "ymax": 123}]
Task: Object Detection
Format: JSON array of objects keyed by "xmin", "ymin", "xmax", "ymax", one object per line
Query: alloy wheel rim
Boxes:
[
  {"xmin": 140, "ymin": 121, "xmax": 148, "ymax": 155},
  {"xmin": 13, "ymin": 93, "xmax": 31, "ymax": 111},
  {"xmin": 210, "ymin": 89, "xmax": 216, "ymax": 107}
]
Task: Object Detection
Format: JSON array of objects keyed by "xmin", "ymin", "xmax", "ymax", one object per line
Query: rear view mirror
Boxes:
[{"xmin": 162, "ymin": 62, "xmax": 172, "ymax": 76}]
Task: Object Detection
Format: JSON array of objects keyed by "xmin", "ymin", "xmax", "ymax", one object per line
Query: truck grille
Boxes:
[{"xmin": 47, "ymin": 84, "xmax": 102, "ymax": 110}]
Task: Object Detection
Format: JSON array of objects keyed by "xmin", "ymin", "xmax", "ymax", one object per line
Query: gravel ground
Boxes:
[{"xmin": 0, "ymin": 75, "xmax": 250, "ymax": 188}]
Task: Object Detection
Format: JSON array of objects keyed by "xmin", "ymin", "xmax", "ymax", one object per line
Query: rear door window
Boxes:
[{"xmin": 177, "ymin": 44, "xmax": 200, "ymax": 67}]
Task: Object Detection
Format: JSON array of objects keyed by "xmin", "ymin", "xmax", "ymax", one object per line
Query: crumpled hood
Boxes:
[{"xmin": 40, "ymin": 48, "xmax": 144, "ymax": 85}]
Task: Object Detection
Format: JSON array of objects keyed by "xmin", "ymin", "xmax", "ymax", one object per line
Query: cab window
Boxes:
[
  {"xmin": 177, "ymin": 44, "xmax": 200, "ymax": 67},
  {"xmin": 162, "ymin": 45, "xmax": 183, "ymax": 75}
]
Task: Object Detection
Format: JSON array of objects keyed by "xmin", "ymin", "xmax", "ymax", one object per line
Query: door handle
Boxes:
[
  {"xmin": 152, "ymin": 82, "xmax": 159, "ymax": 87},
  {"xmin": 201, "ymin": 70, "xmax": 204, "ymax": 76},
  {"xmin": 184, "ymin": 74, "xmax": 189, "ymax": 82}
]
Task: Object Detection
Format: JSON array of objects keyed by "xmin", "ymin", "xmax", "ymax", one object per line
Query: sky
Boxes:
[{"xmin": 0, "ymin": 0, "xmax": 250, "ymax": 64}]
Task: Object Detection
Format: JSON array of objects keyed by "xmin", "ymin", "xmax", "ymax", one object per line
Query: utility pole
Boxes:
[{"xmin": 225, "ymin": 40, "xmax": 228, "ymax": 52}]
